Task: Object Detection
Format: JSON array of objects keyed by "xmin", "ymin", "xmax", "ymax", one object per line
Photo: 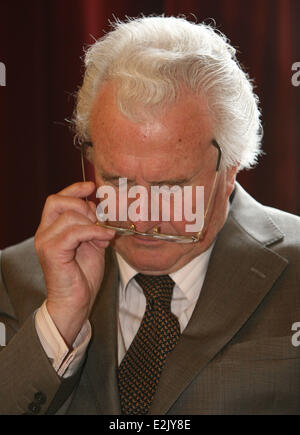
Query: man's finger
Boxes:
[
  {"xmin": 41, "ymin": 224, "xmax": 115, "ymax": 260},
  {"xmin": 57, "ymin": 181, "xmax": 95, "ymax": 198},
  {"xmin": 37, "ymin": 210, "xmax": 98, "ymax": 243},
  {"xmin": 39, "ymin": 193, "xmax": 96, "ymax": 231}
]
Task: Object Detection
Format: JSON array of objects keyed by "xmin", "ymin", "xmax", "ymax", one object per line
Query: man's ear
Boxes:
[
  {"xmin": 226, "ymin": 164, "xmax": 239, "ymax": 197},
  {"xmin": 83, "ymin": 141, "xmax": 94, "ymax": 163}
]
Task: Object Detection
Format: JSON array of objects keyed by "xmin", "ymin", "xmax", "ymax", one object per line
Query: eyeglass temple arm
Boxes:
[
  {"xmin": 194, "ymin": 140, "xmax": 221, "ymax": 240},
  {"xmin": 80, "ymin": 142, "xmax": 93, "ymax": 203},
  {"xmin": 212, "ymin": 139, "xmax": 221, "ymax": 172}
]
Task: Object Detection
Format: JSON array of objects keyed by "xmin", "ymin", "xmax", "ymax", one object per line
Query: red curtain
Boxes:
[{"xmin": 0, "ymin": 0, "xmax": 299, "ymax": 248}]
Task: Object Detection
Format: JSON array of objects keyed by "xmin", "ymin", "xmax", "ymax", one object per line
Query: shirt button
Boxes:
[
  {"xmin": 28, "ymin": 402, "xmax": 41, "ymax": 414},
  {"xmin": 34, "ymin": 392, "xmax": 46, "ymax": 404}
]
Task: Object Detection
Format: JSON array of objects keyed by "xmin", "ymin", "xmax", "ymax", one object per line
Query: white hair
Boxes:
[{"xmin": 73, "ymin": 15, "xmax": 263, "ymax": 170}]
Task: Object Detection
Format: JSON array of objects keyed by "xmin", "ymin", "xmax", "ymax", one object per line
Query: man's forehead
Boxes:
[
  {"xmin": 90, "ymin": 81, "xmax": 213, "ymax": 142},
  {"xmin": 91, "ymin": 107, "xmax": 213, "ymax": 162}
]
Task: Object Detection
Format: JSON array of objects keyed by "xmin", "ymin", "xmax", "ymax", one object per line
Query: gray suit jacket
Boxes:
[{"xmin": 0, "ymin": 183, "xmax": 299, "ymax": 415}]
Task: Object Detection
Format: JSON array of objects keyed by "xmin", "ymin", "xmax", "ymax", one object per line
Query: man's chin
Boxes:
[{"xmin": 124, "ymin": 257, "xmax": 175, "ymax": 275}]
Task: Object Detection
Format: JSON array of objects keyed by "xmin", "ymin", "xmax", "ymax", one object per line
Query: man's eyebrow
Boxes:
[
  {"xmin": 98, "ymin": 169, "xmax": 135, "ymax": 183},
  {"xmin": 148, "ymin": 177, "xmax": 190, "ymax": 186},
  {"xmin": 101, "ymin": 172, "xmax": 120, "ymax": 181},
  {"xmin": 98, "ymin": 168, "xmax": 190, "ymax": 185}
]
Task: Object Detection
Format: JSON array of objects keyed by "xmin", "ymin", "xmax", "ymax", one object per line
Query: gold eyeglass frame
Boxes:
[{"xmin": 80, "ymin": 140, "xmax": 222, "ymax": 244}]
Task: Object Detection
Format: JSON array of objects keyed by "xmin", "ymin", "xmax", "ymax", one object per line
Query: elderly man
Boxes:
[{"xmin": 0, "ymin": 16, "xmax": 299, "ymax": 415}]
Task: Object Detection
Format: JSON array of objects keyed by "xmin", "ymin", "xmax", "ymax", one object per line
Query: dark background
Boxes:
[{"xmin": 0, "ymin": 0, "xmax": 299, "ymax": 249}]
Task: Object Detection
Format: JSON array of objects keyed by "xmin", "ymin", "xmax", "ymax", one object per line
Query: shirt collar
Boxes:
[
  {"xmin": 116, "ymin": 240, "xmax": 215, "ymax": 303},
  {"xmin": 116, "ymin": 252, "xmax": 138, "ymax": 296},
  {"xmin": 169, "ymin": 242, "xmax": 214, "ymax": 302}
]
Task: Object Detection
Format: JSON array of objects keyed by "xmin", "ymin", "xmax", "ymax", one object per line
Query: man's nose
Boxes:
[{"xmin": 125, "ymin": 185, "xmax": 162, "ymax": 232}]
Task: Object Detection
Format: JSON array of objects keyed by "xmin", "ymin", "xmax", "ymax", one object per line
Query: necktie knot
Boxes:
[{"xmin": 135, "ymin": 273, "xmax": 175, "ymax": 309}]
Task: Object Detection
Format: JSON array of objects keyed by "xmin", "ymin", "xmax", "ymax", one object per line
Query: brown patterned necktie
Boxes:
[{"xmin": 117, "ymin": 273, "xmax": 181, "ymax": 415}]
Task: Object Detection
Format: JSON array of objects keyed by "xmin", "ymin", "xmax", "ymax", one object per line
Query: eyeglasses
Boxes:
[{"xmin": 80, "ymin": 139, "xmax": 221, "ymax": 243}]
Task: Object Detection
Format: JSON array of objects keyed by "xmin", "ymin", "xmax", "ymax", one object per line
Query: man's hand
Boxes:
[{"xmin": 34, "ymin": 182, "xmax": 115, "ymax": 347}]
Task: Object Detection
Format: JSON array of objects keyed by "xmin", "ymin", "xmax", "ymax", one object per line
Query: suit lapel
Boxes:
[
  {"xmin": 150, "ymin": 183, "xmax": 289, "ymax": 414},
  {"xmin": 83, "ymin": 248, "xmax": 121, "ymax": 414}
]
